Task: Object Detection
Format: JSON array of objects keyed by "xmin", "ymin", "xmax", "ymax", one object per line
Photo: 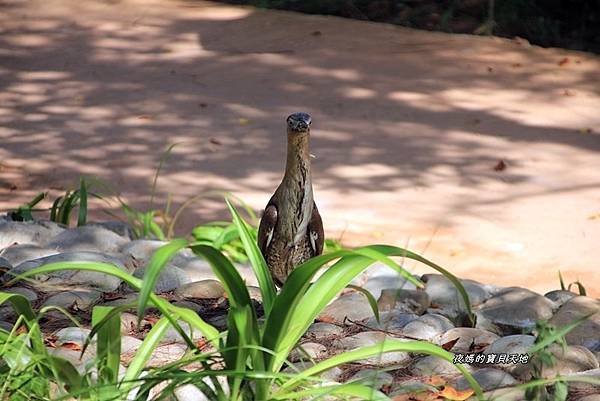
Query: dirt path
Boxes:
[{"xmin": 1, "ymin": 0, "xmax": 599, "ymax": 296}]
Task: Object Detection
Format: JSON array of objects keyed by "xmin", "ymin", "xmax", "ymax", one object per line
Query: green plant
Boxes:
[
  {"xmin": 2, "ymin": 199, "xmax": 486, "ymax": 400},
  {"xmin": 7, "ymin": 192, "xmax": 46, "ymax": 222},
  {"xmin": 523, "ymin": 312, "xmax": 597, "ymax": 401},
  {"xmin": 6, "ymin": 178, "xmax": 93, "ymax": 227}
]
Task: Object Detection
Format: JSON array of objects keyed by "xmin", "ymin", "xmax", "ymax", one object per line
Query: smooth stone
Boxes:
[
  {"xmin": 289, "ymin": 342, "xmax": 327, "ymax": 362},
  {"xmin": 88, "ymin": 221, "xmax": 134, "ymax": 240},
  {"xmin": 475, "ymin": 287, "xmax": 555, "ymax": 335},
  {"xmin": 283, "ymin": 361, "xmax": 343, "ymax": 382},
  {"xmin": 48, "ymin": 347, "xmax": 96, "ymax": 375},
  {"xmin": 335, "ymin": 331, "xmax": 411, "ymax": 365},
  {"xmin": 319, "ymin": 292, "xmax": 376, "ymax": 324},
  {"xmin": 390, "ymin": 379, "xmax": 438, "ymax": 397},
  {"xmin": 513, "ymin": 344, "xmax": 599, "ymax": 380},
  {"xmin": 121, "ymin": 335, "xmax": 143, "ymax": 354},
  {"xmin": 3, "ymin": 286, "xmax": 38, "ymax": 302},
  {"xmin": 206, "ymin": 314, "xmax": 228, "ymax": 331},
  {"xmin": 43, "ymin": 289, "xmax": 102, "ymax": 310},
  {"xmin": 348, "ymin": 369, "xmax": 393, "ymax": 389},
  {"xmin": 10, "ymin": 252, "xmax": 127, "ymax": 291},
  {"xmin": 162, "ymin": 321, "xmax": 206, "ymax": 344},
  {"xmin": 46, "ymin": 225, "xmax": 129, "ymax": 253},
  {"xmin": 120, "ymin": 239, "xmax": 194, "ymax": 266},
  {"xmin": 378, "ymin": 288, "xmax": 430, "ymax": 315},
  {"xmin": 568, "ymin": 368, "xmax": 600, "ymax": 390},
  {"xmin": 173, "ymin": 256, "xmax": 258, "ymax": 286},
  {"xmin": 53, "ymin": 327, "xmax": 94, "ymax": 347},
  {"xmin": 483, "ymin": 334, "xmax": 535, "ymax": 374},
  {"xmin": 175, "ymin": 280, "xmax": 225, "ymax": 299},
  {"xmin": 0, "ymin": 321, "xmax": 13, "ymax": 331},
  {"xmin": 0, "ymin": 306, "xmax": 16, "ymax": 322},
  {"xmin": 435, "ymin": 327, "xmax": 500, "ymax": 353},
  {"xmin": 120, "ymin": 312, "xmax": 151, "ymax": 335},
  {"xmin": 471, "ymin": 387, "xmax": 527, "ymax": 401},
  {"xmin": 364, "ymin": 310, "xmax": 419, "ymax": 332},
  {"xmin": 171, "ymin": 300, "xmax": 207, "ymax": 314},
  {"xmin": 146, "ymin": 342, "xmax": 188, "ymax": 368},
  {"xmin": 173, "ymin": 377, "xmax": 229, "ymax": 401},
  {"xmin": 103, "ymin": 293, "xmax": 140, "ymax": 309},
  {"xmin": 455, "ymin": 368, "xmax": 517, "ymax": 391},
  {"xmin": 305, "ymin": 322, "xmax": 344, "ymax": 340},
  {"xmin": 355, "ymin": 264, "xmax": 419, "ymax": 300},
  {"xmin": 247, "ymin": 286, "xmax": 262, "ymax": 301},
  {"xmin": 0, "ymin": 256, "xmax": 12, "ymax": 271},
  {"xmin": 422, "ymin": 273, "xmax": 492, "ymax": 308},
  {"xmin": 411, "ymin": 355, "xmax": 472, "ymax": 376},
  {"xmin": 0, "ymin": 220, "xmax": 65, "ymax": 249},
  {"xmin": 0, "ymin": 244, "xmax": 59, "ymax": 266},
  {"xmin": 544, "ymin": 289, "xmax": 578, "ymax": 306},
  {"xmin": 174, "ymin": 384, "xmax": 209, "ymax": 401},
  {"xmin": 133, "ymin": 264, "xmax": 191, "ymax": 293},
  {"xmin": 549, "ymin": 296, "xmax": 600, "ymax": 351},
  {"xmin": 402, "ymin": 313, "xmax": 454, "ymax": 341}
]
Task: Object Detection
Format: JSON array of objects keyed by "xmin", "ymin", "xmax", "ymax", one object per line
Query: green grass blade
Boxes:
[
  {"xmin": 77, "ymin": 178, "xmax": 88, "ymax": 226},
  {"xmin": 49, "ymin": 195, "xmax": 63, "ymax": 222},
  {"xmin": 558, "ymin": 270, "xmax": 566, "ymax": 291},
  {"xmin": 276, "ymin": 339, "xmax": 483, "ymax": 400},
  {"xmin": 6, "ymin": 261, "xmax": 220, "ymax": 347},
  {"xmin": 137, "ymin": 239, "xmax": 188, "ymax": 323},
  {"xmin": 226, "ymin": 198, "xmax": 276, "ymax": 317},
  {"xmin": 149, "ymin": 142, "xmax": 179, "ymax": 210},
  {"xmin": 372, "ymin": 244, "xmax": 475, "ymax": 325},
  {"xmin": 189, "ymin": 244, "xmax": 253, "ymax": 310},
  {"xmin": 346, "ymin": 284, "xmax": 380, "ymax": 324},
  {"xmin": 528, "ymin": 311, "xmax": 597, "ymax": 354},
  {"xmin": 92, "ymin": 306, "xmax": 121, "ymax": 385},
  {"xmin": 121, "ymin": 316, "xmax": 172, "ymax": 395}
]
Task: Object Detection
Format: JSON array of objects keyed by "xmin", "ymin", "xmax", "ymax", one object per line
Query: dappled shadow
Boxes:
[{"xmin": 1, "ymin": 0, "xmax": 599, "ymax": 241}]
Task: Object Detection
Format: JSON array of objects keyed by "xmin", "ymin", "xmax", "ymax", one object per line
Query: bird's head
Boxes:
[{"xmin": 286, "ymin": 112, "xmax": 312, "ymax": 133}]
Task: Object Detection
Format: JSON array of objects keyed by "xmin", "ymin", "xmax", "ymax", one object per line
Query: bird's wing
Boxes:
[
  {"xmin": 258, "ymin": 204, "xmax": 278, "ymax": 255},
  {"xmin": 308, "ymin": 201, "xmax": 324, "ymax": 256}
]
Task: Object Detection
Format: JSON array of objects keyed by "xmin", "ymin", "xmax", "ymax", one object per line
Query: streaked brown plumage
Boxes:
[{"xmin": 258, "ymin": 112, "xmax": 324, "ymax": 287}]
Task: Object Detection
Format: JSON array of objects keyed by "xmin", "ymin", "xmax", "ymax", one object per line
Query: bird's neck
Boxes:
[{"xmin": 284, "ymin": 132, "xmax": 311, "ymax": 180}]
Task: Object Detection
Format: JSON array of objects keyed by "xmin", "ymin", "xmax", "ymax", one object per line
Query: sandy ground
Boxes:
[{"xmin": 1, "ymin": 0, "xmax": 599, "ymax": 296}]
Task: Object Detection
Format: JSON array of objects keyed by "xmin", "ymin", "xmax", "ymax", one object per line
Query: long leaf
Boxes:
[
  {"xmin": 226, "ymin": 198, "xmax": 276, "ymax": 317},
  {"xmin": 92, "ymin": 306, "xmax": 121, "ymax": 385},
  {"xmin": 276, "ymin": 339, "xmax": 483, "ymax": 400},
  {"xmin": 77, "ymin": 178, "xmax": 88, "ymax": 226},
  {"xmin": 5, "ymin": 262, "xmax": 220, "ymax": 347},
  {"xmin": 137, "ymin": 238, "xmax": 188, "ymax": 324},
  {"xmin": 346, "ymin": 284, "xmax": 380, "ymax": 324}
]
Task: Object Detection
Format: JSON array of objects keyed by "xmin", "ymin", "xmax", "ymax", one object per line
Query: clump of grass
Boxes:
[
  {"xmin": 7, "ymin": 178, "xmax": 93, "ymax": 226},
  {"xmin": 1, "ymin": 199, "xmax": 487, "ymax": 400}
]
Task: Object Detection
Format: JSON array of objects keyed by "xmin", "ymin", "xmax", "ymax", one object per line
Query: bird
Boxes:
[{"xmin": 258, "ymin": 112, "xmax": 324, "ymax": 287}]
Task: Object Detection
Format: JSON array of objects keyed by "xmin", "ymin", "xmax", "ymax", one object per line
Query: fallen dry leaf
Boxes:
[
  {"xmin": 436, "ymin": 385, "xmax": 474, "ymax": 401},
  {"xmin": 578, "ymin": 128, "xmax": 593, "ymax": 134},
  {"xmin": 494, "ymin": 160, "xmax": 507, "ymax": 171},
  {"xmin": 558, "ymin": 57, "xmax": 570, "ymax": 66},
  {"xmin": 424, "ymin": 375, "xmax": 447, "ymax": 387},
  {"xmin": 61, "ymin": 342, "xmax": 82, "ymax": 351},
  {"xmin": 238, "ymin": 118, "xmax": 250, "ymax": 125},
  {"xmin": 588, "ymin": 213, "xmax": 600, "ymax": 220},
  {"xmin": 441, "ymin": 338, "xmax": 460, "ymax": 351}
]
